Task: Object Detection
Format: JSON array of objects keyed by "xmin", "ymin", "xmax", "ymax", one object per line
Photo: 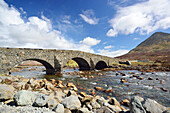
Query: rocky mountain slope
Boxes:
[{"xmin": 117, "ymin": 32, "xmax": 170, "ymax": 67}]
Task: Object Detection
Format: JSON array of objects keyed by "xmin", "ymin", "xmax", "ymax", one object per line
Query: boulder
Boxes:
[
  {"xmin": 97, "ymin": 97, "xmax": 106, "ymax": 106},
  {"xmin": 103, "ymin": 89, "xmax": 113, "ymax": 93},
  {"xmin": 108, "ymin": 97, "xmax": 120, "ymax": 107},
  {"xmin": 34, "ymin": 94, "xmax": 48, "ymax": 107},
  {"xmin": 61, "ymin": 95, "xmax": 81, "ymax": 110},
  {"xmin": 54, "ymin": 90, "xmax": 66, "ymax": 102},
  {"xmin": 148, "ymin": 77, "xmax": 154, "ymax": 80},
  {"xmin": 14, "ymin": 90, "xmax": 39, "ymax": 106},
  {"xmin": 94, "ymin": 87, "xmax": 103, "ymax": 91},
  {"xmin": 121, "ymin": 99, "xmax": 130, "ymax": 107},
  {"xmin": 130, "ymin": 96, "xmax": 146, "ymax": 113},
  {"xmin": 86, "ymin": 103, "xmax": 93, "ymax": 110},
  {"xmin": 80, "ymin": 92, "xmax": 87, "ymax": 97},
  {"xmin": 91, "ymin": 89, "xmax": 95, "ymax": 96},
  {"xmin": 67, "ymin": 90, "xmax": 77, "ymax": 96},
  {"xmin": 107, "ymin": 104, "xmax": 122, "ymax": 112},
  {"xmin": 64, "ymin": 108, "xmax": 72, "ymax": 113},
  {"xmin": 82, "ymin": 95, "xmax": 93, "ymax": 103},
  {"xmin": 0, "ymin": 84, "xmax": 15, "ymax": 100},
  {"xmin": 79, "ymin": 108, "xmax": 91, "ymax": 113},
  {"xmin": 47, "ymin": 98, "xmax": 59, "ymax": 110},
  {"xmin": 91, "ymin": 101, "xmax": 101, "ymax": 109},
  {"xmin": 54, "ymin": 104, "xmax": 64, "ymax": 113},
  {"xmin": 143, "ymin": 98, "xmax": 167, "ymax": 113},
  {"xmin": 66, "ymin": 82, "xmax": 78, "ymax": 91},
  {"xmin": 96, "ymin": 106, "xmax": 113, "ymax": 113}
]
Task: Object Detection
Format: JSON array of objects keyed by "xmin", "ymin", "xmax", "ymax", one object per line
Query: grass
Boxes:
[
  {"xmin": 112, "ymin": 61, "xmax": 162, "ymax": 66},
  {"xmin": 65, "ymin": 60, "xmax": 78, "ymax": 67}
]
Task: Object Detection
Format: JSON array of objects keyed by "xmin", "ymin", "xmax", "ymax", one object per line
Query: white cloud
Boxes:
[
  {"xmin": 133, "ymin": 37, "xmax": 140, "ymax": 40},
  {"xmin": 79, "ymin": 9, "xmax": 99, "ymax": 25},
  {"xmin": 97, "ymin": 49, "xmax": 129, "ymax": 57},
  {"xmin": 0, "ymin": 0, "xmax": 98, "ymax": 54},
  {"xmin": 107, "ymin": 0, "xmax": 170, "ymax": 37},
  {"xmin": 61, "ymin": 15, "xmax": 71, "ymax": 24},
  {"xmin": 104, "ymin": 45, "xmax": 114, "ymax": 49},
  {"xmin": 79, "ymin": 37, "xmax": 101, "ymax": 46}
]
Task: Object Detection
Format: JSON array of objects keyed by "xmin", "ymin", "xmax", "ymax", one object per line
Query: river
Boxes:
[{"xmin": 11, "ymin": 66, "xmax": 170, "ymax": 107}]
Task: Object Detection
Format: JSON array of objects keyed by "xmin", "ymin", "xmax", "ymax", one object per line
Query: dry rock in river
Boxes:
[
  {"xmin": 107, "ymin": 104, "xmax": 122, "ymax": 112},
  {"xmin": 130, "ymin": 96, "xmax": 146, "ymax": 113},
  {"xmin": 54, "ymin": 103, "xmax": 64, "ymax": 113},
  {"xmin": 121, "ymin": 99, "xmax": 130, "ymax": 107},
  {"xmin": 91, "ymin": 89, "xmax": 96, "ymax": 96},
  {"xmin": 0, "ymin": 84, "xmax": 15, "ymax": 100},
  {"xmin": 143, "ymin": 98, "xmax": 167, "ymax": 113},
  {"xmin": 133, "ymin": 75, "xmax": 139, "ymax": 78},
  {"xmin": 66, "ymin": 82, "xmax": 78, "ymax": 91},
  {"xmin": 160, "ymin": 87, "xmax": 168, "ymax": 92},
  {"xmin": 94, "ymin": 87, "xmax": 103, "ymax": 91},
  {"xmin": 14, "ymin": 90, "xmax": 39, "ymax": 106},
  {"xmin": 80, "ymin": 92, "xmax": 87, "ymax": 97},
  {"xmin": 79, "ymin": 108, "xmax": 91, "ymax": 113},
  {"xmin": 108, "ymin": 97, "xmax": 120, "ymax": 107},
  {"xmin": 34, "ymin": 93, "xmax": 48, "ymax": 107},
  {"xmin": 96, "ymin": 97, "xmax": 107, "ymax": 106},
  {"xmin": 148, "ymin": 77, "xmax": 154, "ymax": 80},
  {"xmin": 81, "ymin": 95, "xmax": 93, "ymax": 103},
  {"xmin": 47, "ymin": 98, "xmax": 59, "ymax": 110},
  {"xmin": 91, "ymin": 101, "xmax": 101, "ymax": 109},
  {"xmin": 120, "ymin": 78, "xmax": 127, "ymax": 83},
  {"xmin": 61, "ymin": 95, "xmax": 81, "ymax": 110}
]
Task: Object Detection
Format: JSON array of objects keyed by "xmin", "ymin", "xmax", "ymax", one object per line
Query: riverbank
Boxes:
[{"xmin": 0, "ymin": 74, "xmax": 169, "ymax": 113}]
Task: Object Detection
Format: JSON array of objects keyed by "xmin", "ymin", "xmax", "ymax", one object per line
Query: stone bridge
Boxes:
[{"xmin": 0, "ymin": 47, "xmax": 118, "ymax": 75}]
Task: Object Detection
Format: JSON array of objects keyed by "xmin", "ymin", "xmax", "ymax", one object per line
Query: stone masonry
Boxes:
[{"xmin": 0, "ymin": 47, "xmax": 118, "ymax": 75}]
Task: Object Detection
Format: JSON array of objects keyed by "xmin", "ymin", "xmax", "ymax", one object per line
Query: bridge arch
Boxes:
[
  {"xmin": 95, "ymin": 60, "xmax": 108, "ymax": 70},
  {"xmin": 72, "ymin": 57, "xmax": 90, "ymax": 71},
  {"xmin": 11, "ymin": 58, "xmax": 55, "ymax": 75}
]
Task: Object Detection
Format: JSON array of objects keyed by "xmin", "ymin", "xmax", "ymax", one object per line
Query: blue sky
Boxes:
[{"xmin": 0, "ymin": 0, "xmax": 170, "ymax": 57}]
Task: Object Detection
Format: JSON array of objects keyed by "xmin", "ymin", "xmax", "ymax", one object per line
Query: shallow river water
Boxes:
[{"xmin": 11, "ymin": 66, "xmax": 170, "ymax": 107}]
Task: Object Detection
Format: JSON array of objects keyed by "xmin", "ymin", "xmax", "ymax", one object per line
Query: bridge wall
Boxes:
[{"xmin": 0, "ymin": 47, "xmax": 118, "ymax": 75}]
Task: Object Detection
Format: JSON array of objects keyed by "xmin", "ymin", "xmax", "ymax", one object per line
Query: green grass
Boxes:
[{"xmin": 65, "ymin": 60, "xmax": 78, "ymax": 67}]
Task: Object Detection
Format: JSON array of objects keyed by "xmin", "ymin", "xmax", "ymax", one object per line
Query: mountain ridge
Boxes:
[
  {"xmin": 117, "ymin": 32, "xmax": 170, "ymax": 67},
  {"xmin": 129, "ymin": 32, "xmax": 170, "ymax": 53}
]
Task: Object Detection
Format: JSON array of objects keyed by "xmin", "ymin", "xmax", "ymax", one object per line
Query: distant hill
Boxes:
[{"xmin": 117, "ymin": 32, "xmax": 170, "ymax": 67}]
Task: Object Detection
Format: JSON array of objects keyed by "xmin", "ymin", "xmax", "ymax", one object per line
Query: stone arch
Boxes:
[
  {"xmin": 11, "ymin": 58, "xmax": 55, "ymax": 75},
  {"xmin": 95, "ymin": 60, "xmax": 108, "ymax": 70},
  {"xmin": 72, "ymin": 57, "xmax": 90, "ymax": 71},
  {"xmin": 27, "ymin": 58, "xmax": 55, "ymax": 74}
]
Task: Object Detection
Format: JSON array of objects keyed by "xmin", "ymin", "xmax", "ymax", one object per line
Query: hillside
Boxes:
[{"xmin": 117, "ymin": 32, "xmax": 170, "ymax": 67}]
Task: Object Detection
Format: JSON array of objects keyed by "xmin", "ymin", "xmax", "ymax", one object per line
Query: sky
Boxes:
[{"xmin": 0, "ymin": 0, "xmax": 170, "ymax": 57}]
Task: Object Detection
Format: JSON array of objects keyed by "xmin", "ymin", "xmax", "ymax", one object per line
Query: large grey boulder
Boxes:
[
  {"xmin": 14, "ymin": 90, "xmax": 39, "ymax": 106},
  {"xmin": 61, "ymin": 95, "xmax": 81, "ymax": 110},
  {"xmin": 107, "ymin": 104, "xmax": 122, "ymax": 112},
  {"xmin": 54, "ymin": 104, "xmax": 64, "ymax": 113},
  {"xmin": 130, "ymin": 96, "xmax": 146, "ymax": 113},
  {"xmin": 0, "ymin": 84, "xmax": 15, "ymax": 100},
  {"xmin": 143, "ymin": 98, "xmax": 167, "ymax": 113},
  {"xmin": 79, "ymin": 108, "xmax": 91, "ymax": 113},
  {"xmin": 34, "ymin": 94, "xmax": 48, "ymax": 107},
  {"xmin": 91, "ymin": 101, "xmax": 101, "ymax": 109},
  {"xmin": 47, "ymin": 98, "xmax": 59, "ymax": 110},
  {"xmin": 0, "ymin": 104, "xmax": 55, "ymax": 113}
]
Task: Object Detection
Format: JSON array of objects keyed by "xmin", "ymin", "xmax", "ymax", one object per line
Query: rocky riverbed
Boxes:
[{"xmin": 0, "ymin": 74, "xmax": 170, "ymax": 113}]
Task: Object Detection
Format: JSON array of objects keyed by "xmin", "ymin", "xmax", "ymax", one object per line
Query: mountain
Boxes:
[
  {"xmin": 117, "ymin": 32, "xmax": 170, "ymax": 67},
  {"xmin": 130, "ymin": 32, "xmax": 170, "ymax": 53}
]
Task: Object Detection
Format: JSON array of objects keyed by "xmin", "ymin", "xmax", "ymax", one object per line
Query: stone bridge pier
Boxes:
[{"xmin": 0, "ymin": 47, "xmax": 118, "ymax": 75}]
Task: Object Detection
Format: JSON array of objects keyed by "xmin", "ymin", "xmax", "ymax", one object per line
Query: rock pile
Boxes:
[{"xmin": 0, "ymin": 74, "xmax": 169, "ymax": 113}]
